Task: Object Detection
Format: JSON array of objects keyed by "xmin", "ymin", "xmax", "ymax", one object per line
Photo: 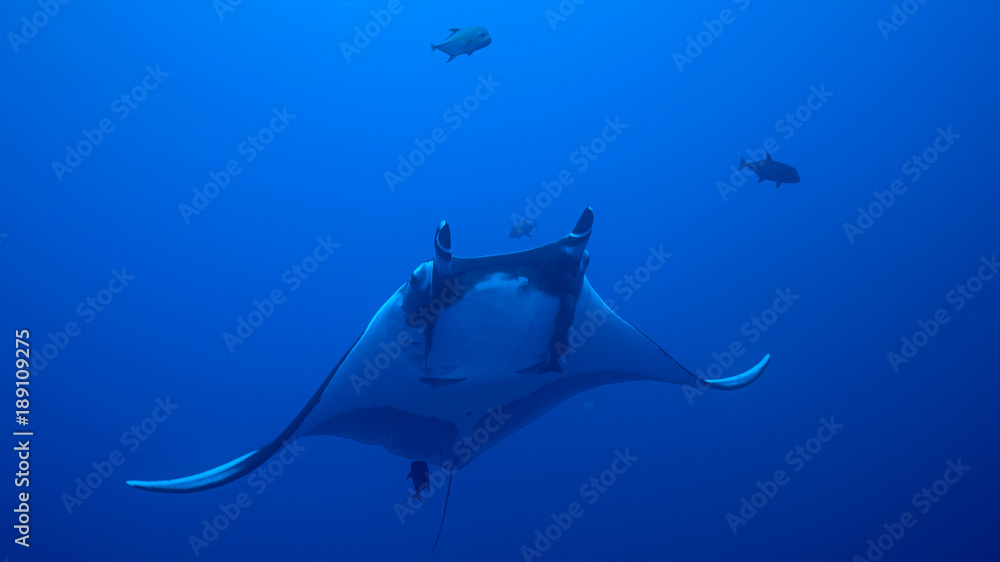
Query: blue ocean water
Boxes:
[{"xmin": 3, "ymin": 0, "xmax": 999, "ymax": 560}]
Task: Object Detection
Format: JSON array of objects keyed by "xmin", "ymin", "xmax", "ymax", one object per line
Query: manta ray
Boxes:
[{"xmin": 128, "ymin": 208, "xmax": 769, "ymax": 543}]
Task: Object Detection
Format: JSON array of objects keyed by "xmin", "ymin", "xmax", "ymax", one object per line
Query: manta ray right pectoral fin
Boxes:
[
  {"xmin": 127, "ymin": 334, "xmax": 364, "ymax": 493},
  {"xmin": 126, "ymin": 450, "xmax": 261, "ymax": 492}
]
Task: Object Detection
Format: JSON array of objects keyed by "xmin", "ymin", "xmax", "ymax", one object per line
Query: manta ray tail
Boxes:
[
  {"xmin": 127, "ymin": 335, "xmax": 363, "ymax": 493},
  {"xmin": 739, "ymin": 156, "xmax": 748, "ymax": 170},
  {"xmin": 431, "ymin": 469, "xmax": 454, "ymax": 552}
]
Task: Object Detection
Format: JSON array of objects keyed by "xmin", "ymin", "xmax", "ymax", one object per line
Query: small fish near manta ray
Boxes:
[
  {"xmin": 407, "ymin": 461, "xmax": 431, "ymax": 503},
  {"xmin": 509, "ymin": 219, "xmax": 537, "ymax": 239},
  {"xmin": 126, "ymin": 208, "xmax": 770, "ymax": 548},
  {"xmin": 740, "ymin": 151, "xmax": 800, "ymax": 188},
  {"xmin": 431, "ymin": 27, "xmax": 492, "ymax": 62}
]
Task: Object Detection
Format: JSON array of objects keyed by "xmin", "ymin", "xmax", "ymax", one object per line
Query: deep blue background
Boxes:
[{"xmin": 2, "ymin": 0, "xmax": 999, "ymax": 560}]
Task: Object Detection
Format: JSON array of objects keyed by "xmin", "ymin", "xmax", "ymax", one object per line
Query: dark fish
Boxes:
[
  {"xmin": 431, "ymin": 27, "xmax": 492, "ymax": 63},
  {"xmin": 407, "ymin": 461, "xmax": 430, "ymax": 503},
  {"xmin": 739, "ymin": 152, "xmax": 800, "ymax": 188},
  {"xmin": 509, "ymin": 219, "xmax": 536, "ymax": 239}
]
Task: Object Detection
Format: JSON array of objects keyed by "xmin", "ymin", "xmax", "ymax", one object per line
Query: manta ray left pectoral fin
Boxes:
[
  {"xmin": 586, "ymin": 302, "xmax": 769, "ymax": 392},
  {"xmin": 700, "ymin": 354, "xmax": 770, "ymax": 390}
]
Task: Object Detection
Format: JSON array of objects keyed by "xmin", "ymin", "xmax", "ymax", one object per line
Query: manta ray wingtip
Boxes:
[
  {"xmin": 703, "ymin": 354, "xmax": 770, "ymax": 390},
  {"xmin": 126, "ymin": 449, "xmax": 262, "ymax": 493}
]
